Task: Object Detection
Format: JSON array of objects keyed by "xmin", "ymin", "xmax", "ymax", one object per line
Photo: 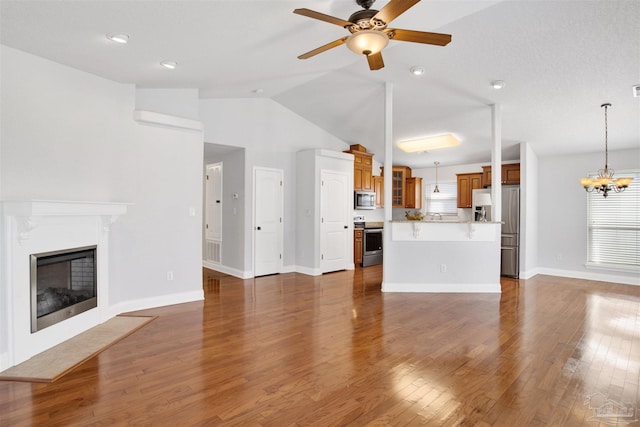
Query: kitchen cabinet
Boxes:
[
  {"xmin": 381, "ymin": 166, "xmax": 412, "ymax": 207},
  {"xmin": 482, "ymin": 163, "xmax": 520, "ymax": 187},
  {"xmin": 405, "ymin": 177, "xmax": 423, "ymax": 209},
  {"xmin": 345, "ymin": 145, "xmax": 373, "ymax": 191},
  {"xmin": 457, "ymin": 172, "xmax": 483, "ymax": 208},
  {"xmin": 354, "ymin": 229, "xmax": 363, "ymax": 266},
  {"xmin": 373, "ymin": 175, "xmax": 384, "ymax": 208}
]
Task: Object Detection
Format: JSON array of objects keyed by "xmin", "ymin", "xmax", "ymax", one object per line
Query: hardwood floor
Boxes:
[{"xmin": 1, "ymin": 267, "xmax": 639, "ymax": 426}]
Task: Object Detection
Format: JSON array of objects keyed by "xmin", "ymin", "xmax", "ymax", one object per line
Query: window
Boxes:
[
  {"xmin": 587, "ymin": 169, "xmax": 640, "ymax": 270},
  {"xmin": 425, "ymin": 182, "xmax": 457, "ymax": 215}
]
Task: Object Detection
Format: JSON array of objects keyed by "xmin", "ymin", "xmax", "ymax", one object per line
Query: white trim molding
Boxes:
[{"xmin": 133, "ymin": 110, "xmax": 203, "ymax": 132}]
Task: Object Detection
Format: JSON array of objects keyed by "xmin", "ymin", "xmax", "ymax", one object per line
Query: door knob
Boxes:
[
  {"xmin": 257, "ymin": 226, "xmax": 261, "ymax": 230},
  {"xmin": 344, "ymin": 225, "xmax": 348, "ymax": 229}
]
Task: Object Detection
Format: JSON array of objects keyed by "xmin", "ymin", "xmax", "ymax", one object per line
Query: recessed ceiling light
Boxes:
[
  {"xmin": 491, "ymin": 80, "xmax": 506, "ymax": 90},
  {"xmin": 410, "ymin": 66, "xmax": 425, "ymax": 76},
  {"xmin": 160, "ymin": 60, "xmax": 177, "ymax": 70},
  {"xmin": 633, "ymin": 84, "xmax": 640, "ymax": 98},
  {"xmin": 106, "ymin": 33, "xmax": 129, "ymax": 44},
  {"xmin": 397, "ymin": 134, "xmax": 461, "ymax": 153}
]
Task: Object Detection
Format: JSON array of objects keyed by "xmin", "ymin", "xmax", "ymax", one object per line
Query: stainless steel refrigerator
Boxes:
[{"xmin": 501, "ymin": 186, "xmax": 520, "ymax": 277}]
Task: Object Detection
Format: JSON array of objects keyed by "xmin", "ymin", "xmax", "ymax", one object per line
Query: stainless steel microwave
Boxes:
[{"xmin": 354, "ymin": 191, "xmax": 376, "ymax": 210}]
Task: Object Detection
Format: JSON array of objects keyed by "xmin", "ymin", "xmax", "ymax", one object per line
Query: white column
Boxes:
[
  {"xmin": 383, "ymin": 82, "xmax": 393, "ymax": 290},
  {"xmin": 491, "ymin": 104, "xmax": 502, "ymax": 223}
]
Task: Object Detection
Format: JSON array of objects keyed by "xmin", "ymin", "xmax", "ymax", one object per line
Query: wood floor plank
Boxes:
[{"xmin": 1, "ymin": 267, "xmax": 639, "ymax": 426}]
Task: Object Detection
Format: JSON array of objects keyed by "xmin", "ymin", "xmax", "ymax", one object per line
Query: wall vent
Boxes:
[{"xmin": 205, "ymin": 240, "xmax": 221, "ymax": 264}]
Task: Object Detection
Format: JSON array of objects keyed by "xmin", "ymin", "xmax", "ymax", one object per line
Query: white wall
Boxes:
[
  {"xmin": 537, "ymin": 147, "xmax": 639, "ymax": 284},
  {"xmin": 1, "ymin": 46, "xmax": 204, "ymax": 315},
  {"xmin": 296, "ymin": 149, "xmax": 354, "ymax": 274},
  {"xmin": 383, "ymin": 228, "xmax": 502, "ymax": 292},
  {"xmin": 199, "ymin": 98, "xmax": 349, "ymax": 276},
  {"xmin": 413, "ymin": 162, "xmax": 488, "ymax": 185},
  {"xmin": 135, "ymin": 88, "xmax": 200, "ymax": 121}
]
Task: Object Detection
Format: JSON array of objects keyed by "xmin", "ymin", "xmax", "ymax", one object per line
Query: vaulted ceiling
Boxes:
[{"xmin": 2, "ymin": 0, "xmax": 638, "ymax": 168}]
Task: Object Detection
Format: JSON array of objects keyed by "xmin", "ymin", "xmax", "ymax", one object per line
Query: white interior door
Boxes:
[
  {"xmin": 321, "ymin": 170, "xmax": 350, "ymax": 273},
  {"xmin": 254, "ymin": 167, "xmax": 283, "ymax": 277},
  {"xmin": 205, "ymin": 163, "xmax": 222, "ymax": 241}
]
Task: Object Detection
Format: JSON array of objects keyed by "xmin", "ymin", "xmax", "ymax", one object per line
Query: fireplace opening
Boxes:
[{"xmin": 30, "ymin": 246, "xmax": 97, "ymax": 333}]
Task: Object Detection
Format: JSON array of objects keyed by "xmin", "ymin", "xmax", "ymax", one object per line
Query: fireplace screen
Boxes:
[{"xmin": 30, "ymin": 246, "xmax": 97, "ymax": 333}]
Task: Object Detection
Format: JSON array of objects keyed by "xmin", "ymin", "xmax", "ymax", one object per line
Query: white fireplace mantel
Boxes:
[
  {"xmin": 1, "ymin": 200, "xmax": 129, "ymax": 370},
  {"xmin": 3, "ymin": 199, "xmax": 128, "ymax": 215},
  {"xmin": 4, "ymin": 200, "xmax": 129, "ymax": 243}
]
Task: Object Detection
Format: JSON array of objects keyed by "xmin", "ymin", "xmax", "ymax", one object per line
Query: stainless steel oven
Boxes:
[{"xmin": 362, "ymin": 228, "xmax": 383, "ymax": 267}]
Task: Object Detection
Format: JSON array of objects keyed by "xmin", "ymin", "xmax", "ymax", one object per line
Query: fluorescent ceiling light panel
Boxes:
[{"xmin": 397, "ymin": 134, "xmax": 461, "ymax": 153}]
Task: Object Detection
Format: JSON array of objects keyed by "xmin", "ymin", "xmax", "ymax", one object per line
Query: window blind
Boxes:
[
  {"xmin": 425, "ymin": 182, "xmax": 457, "ymax": 214},
  {"xmin": 587, "ymin": 169, "xmax": 640, "ymax": 269}
]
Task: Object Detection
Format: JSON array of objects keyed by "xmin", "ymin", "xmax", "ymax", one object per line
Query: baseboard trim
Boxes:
[
  {"xmin": 282, "ymin": 265, "xmax": 297, "ymax": 274},
  {"xmin": 295, "ymin": 265, "xmax": 322, "ymax": 276},
  {"xmin": 202, "ymin": 261, "xmax": 252, "ymax": 279},
  {"xmin": 107, "ymin": 290, "xmax": 204, "ymax": 318},
  {"xmin": 534, "ymin": 268, "xmax": 639, "ymax": 286},
  {"xmin": 381, "ymin": 281, "xmax": 502, "ymax": 293},
  {"xmin": 519, "ymin": 268, "xmax": 540, "ymax": 280}
]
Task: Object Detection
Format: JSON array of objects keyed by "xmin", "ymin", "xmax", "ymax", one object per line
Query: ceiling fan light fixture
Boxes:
[
  {"xmin": 346, "ymin": 30, "xmax": 389, "ymax": 56},
  {"xmin": 398, "ymin": 133, "xmax": 461, "ymax": 153}
]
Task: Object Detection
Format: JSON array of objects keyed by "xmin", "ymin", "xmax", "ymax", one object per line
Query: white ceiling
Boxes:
[{"xmin": 2, "ymin": 0, "xmax": 638, "ymax": 168}]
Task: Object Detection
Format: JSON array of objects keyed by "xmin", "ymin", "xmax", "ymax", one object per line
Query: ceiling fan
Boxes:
[{"xmin": 293, "ymin": 0, "xmax": 452, "ymax": 71}]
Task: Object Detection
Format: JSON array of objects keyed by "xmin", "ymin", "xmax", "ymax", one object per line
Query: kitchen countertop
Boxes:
[{"xmin": 364, "ymin": 221, "xmax": 384, "ymax": 228}]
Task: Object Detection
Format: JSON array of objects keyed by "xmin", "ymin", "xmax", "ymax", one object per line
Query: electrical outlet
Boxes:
[
  {"xmin": 440, "ymin": 264, "xmax": 447, "ymax": 273},
  {"xmin": 167, "ymin": 271, "xmax": 174, "ymax": 281}
]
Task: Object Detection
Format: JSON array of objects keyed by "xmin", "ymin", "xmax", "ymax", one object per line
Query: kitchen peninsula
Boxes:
[{"xmin": 383, "ymin": 219, "xmax": 501, "ymax": 293}]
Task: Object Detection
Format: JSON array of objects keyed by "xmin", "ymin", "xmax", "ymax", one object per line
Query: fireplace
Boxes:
[
  {"xmin": 1, "ymin": 200, "xmax": 127, "ymax": 371},
  {"xmin": 31, "ymin": 246, "xmax": 97, "ymax": 333}
]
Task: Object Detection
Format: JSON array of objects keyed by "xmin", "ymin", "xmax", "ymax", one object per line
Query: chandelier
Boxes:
[{"xmin": 579, "ymin": 103, "xmax": 633, "ymax": 197}]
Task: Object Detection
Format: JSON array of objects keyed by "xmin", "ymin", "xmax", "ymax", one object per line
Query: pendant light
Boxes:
[
  {"xmin": 433, "ymin": 161, "xmax": 440, "ymax": 193},
  {"xmin": 580, "ymin": 103, "xmax": 633, "ymax": 197}
]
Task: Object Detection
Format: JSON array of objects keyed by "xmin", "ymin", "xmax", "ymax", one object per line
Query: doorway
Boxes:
[
  {"xmin": 253, "ymin": 167, "xmax": 284, "ymax": 277},
  {"xmin": 320, "ymin": 170, "xmax": 350, "ymax": 273}
]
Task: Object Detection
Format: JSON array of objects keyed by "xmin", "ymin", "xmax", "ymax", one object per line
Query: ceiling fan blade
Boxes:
[
  {"xmin": 298, "ymin": 37, "xmax": 348, "ymax": 59},
  {"xmin": 366, "ymin": 52, "xmax": 385, "ymax": 70},
  {"xmin": 373, "ymin": 0, "xmax": 420, "ymax": 25},
  {"xmin": 293, "ymin": 8, "xmax": 353, "ymax": 28},
  {"xmin": 387, "ymin": 28, "xmax": 452, "ymax": 46}
]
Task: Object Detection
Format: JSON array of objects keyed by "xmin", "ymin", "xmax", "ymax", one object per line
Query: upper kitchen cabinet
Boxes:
[
  {"xmin": 381, "ymin": 166, "xmax": 413, "ymax": 208},
  {"xmin": 482, "ymin": 163, "xmax": 520, "ymax": 187},
  {"xmin": 405, "ymin": 177, "xmax": 423, "ymax": 209},
  {"xmin": 344, "ymin": 144, "xmax": 373, "ymax": 192},
  {"xmin": 457, "ymin": 172, "xmax": 483, "ymax": 208},
  {"xmin": 373, "ymin": 176, "xmax": 384, "ymax": 208}
]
